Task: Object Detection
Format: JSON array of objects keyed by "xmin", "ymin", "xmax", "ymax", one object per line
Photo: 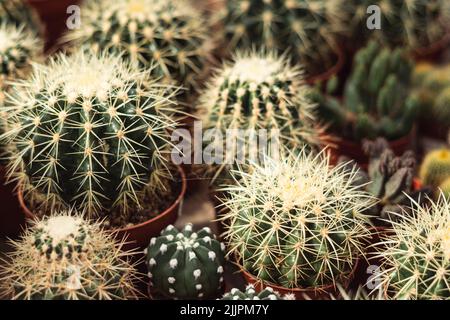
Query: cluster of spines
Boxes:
[{"xmin": 220, "ymin": 284, "xmax": 294, "ymax": 300}]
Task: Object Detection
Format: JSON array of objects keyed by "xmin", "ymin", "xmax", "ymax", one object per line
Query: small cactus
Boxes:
[
  {"xmin": 1, "ymin": 50, "xmax": 181, "ymax": 220},
  {"xmin": 64, "ymin": 0, "xmax": 212, "ymax": 92},
  {"xmin": 0, "ymin": 211, "xmax": 139, "ymax": 300},
  {"xmin": 220, "ymin": 285, "xmax": 295, "ymax": 300},
  {"xmin": 215, "ymin": 0, "xmax": 346, "ymax": 76},
  {"xmin": 374, "ymin": 192, "xmax": 450, "ymax": 300},
  {"xmin": 145, "ymin": 223, "xmax": 226, "ymax": 299},
  {"xmin": 419, "ymin": 149, "xmax": 450, "ymax": 188},
  {"xmin": 221, "ymin": 150, "xmax": 375, "ymax": 289}
]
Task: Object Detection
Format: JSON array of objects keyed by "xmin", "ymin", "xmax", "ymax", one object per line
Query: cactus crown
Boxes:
[
  {"xmin": 314, "ymin": 41, "xmax": 418, "ymax": 142},
  {"xmin": 220, "ymin": 284, "xmax": 295, "ymax": 300},
  {"xmin": 64, "ymin": 0, "xmax": 212, "ymax": 91},
  {"xmin": 146, "ymin": 223, "xmax": 226, "ymax": 299},
  {"xmin": 375, "ymin": 193, "xmax": 450, "ymax": 300},
  {"xmin": 216, "ymin": 0, "xmax": 345, "ymax": 76},
  {"xmin": 221, "ymin": 150, "xmax": 374, "ymax": 289},
  {"xmin": 1, "ymin": 50, "xmax": 180, "ymax": 219},
  {"xmin": 0, "ymin": 211, "xmax": 139, "ymax": 300},
  {"xmin": 198, "ymin": 50, "xmax": 322, "ymax": 181}
]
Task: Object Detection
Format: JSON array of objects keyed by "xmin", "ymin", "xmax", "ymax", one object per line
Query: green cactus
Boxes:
[
  {"xmin": 216, "ymin": 0, "xmax": 346, "ymax": 77},
  {"xmin": 1, "ymin": 50, "xmax": 181, "ymax": 220},
  {"xmin": 314, "ymin": 41, "xmax": 418, "ymax": 142},
  {"xmin": 419, "ymin": 149, "xmax": 450, "ymax": 188},
  {"xmin": 374, "ymin": 192, "xmax": 450, "ymax": 300},
  {"xmin": 438, "ymin": 177, "xmax": 450, "ymax": 200},
  {"xmin": 145, "ymin": 223, "xmax": 226, "ymax": 299},
  {"xmin": 220, "ymin": 285, "xmax": 295, "ymax": 300},
  {"xmin": 221, "ymin": 150, "xmax": 375, "ymax": 289},
  {"xmin": 198, "ymin": 50, "xmax": 323, "ymax": 182},
  {"xmin": 342, "ymin": 0, "xmax": 449, "ymax": 50},
  {"xmin": 0, "ymin": 211, "xmax": 139, "ymax": 300},
  {"xmin": 64, "ymin": 0, "xmax": 212, "ymax": 92},
  {"xmin": 0, "ymin": 0, "xmax": 42, "ymax": 33}
]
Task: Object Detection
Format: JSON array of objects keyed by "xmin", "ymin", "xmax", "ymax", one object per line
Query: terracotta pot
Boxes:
[
  {"xmin": 27, "ymin": 0, "xmax": 81, "ymax": 50},
  {"xmin": 413, "ymin": 32, "xmax": 450, "ymax": 62},
  {"xmin": 0, "ymin": 166, "xmax": 24, "ymax": 238},
  {"xmin": 305, "ymin": 44, "xmax": 346, "ymax": 87},
  {"xmin": 238, "ymin": 259, "xmax": 359, "ymax": 300},
  {"xmin": 18, "ymin": 165, "xmax": 186, "ymax": 249}
]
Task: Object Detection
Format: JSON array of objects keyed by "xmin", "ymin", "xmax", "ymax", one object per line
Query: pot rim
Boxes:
[
  {"xmin": 413, "ymin": 32, "xmax": 450, "ymax": 59},
  {"xmin": 17, "ymin": 165, "xmax": 187, "ymax": 232}
]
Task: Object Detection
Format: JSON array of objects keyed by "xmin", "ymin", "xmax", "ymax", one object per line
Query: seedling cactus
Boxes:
[
  {"xmin": 221, "ymin": 150, "xmax": 374, "ymax": 289},
  {"xmin": 0, "ymin": 211, "xmax": 139, "ymax": 300},
  {"xmin": 1, "ymin": 50, "xmax": 180, "ymax": 219},
  {"xmin": 220, "ymin": 285, "xmax": 294, "ymax": 300},
  {"xmin": 374, "ymin": 193, "xmax": 450, "ymax": 300},
  {"xmin": 64, "ymin": 0, "xmax": 212, "ymax": 91},
  {"xmin": 145, "ymin": 223, "xmax": 226, "ymax": 299}
]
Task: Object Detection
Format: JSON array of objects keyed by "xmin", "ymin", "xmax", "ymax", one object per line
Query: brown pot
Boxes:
[
  {"xmin": 27, "ymin": 0, "xmax": 81, "ymax": 51},
  {"xmin": 238, "ymin": 259, "xmax": 359, "ymax": 300},
  {"xmin": 305, "ymin": 43, "xmax": 346, "ymax": 87},
  {"xmin": 18, "ymin": 165, "xmax": 186, "ymax": 249},
  {"xmin": 413, "ymin": 32, "xmax": 450, "ymax": 62},
  {"xmin": 0, "ymin": 166, "xmax": 24, "ymax": 238}
]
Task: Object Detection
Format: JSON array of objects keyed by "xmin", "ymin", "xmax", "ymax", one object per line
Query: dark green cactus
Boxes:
[
  {"xmin": 220, "ymin": 285, "xmax": 294, "ymax": 300},
  {"xmin": 145, "ymin": 224, "xmax": 226, "ymax": 300},
  {"xmin": 313, "ymin": 41, "xmax": 419, "ymax": 142}
]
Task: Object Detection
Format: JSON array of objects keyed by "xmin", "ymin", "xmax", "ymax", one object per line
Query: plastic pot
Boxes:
[{"xmin": 18, "ymin": 165, "xmax": 186, "ymax": 249}]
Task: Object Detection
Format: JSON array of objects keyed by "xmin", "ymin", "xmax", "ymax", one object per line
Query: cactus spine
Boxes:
[
  {"xmin": 221, "ymin": 150, "xmax": 374, "ymax": 289},
  {"xmin": 1, "ymin": 50, "xmax": 180, "ymax": 220},
  {"xmin": 145, "ymin": 224, "xmax": 226, "ymax": 299},
  {"xmin": 0, "ymin": 211, "xmax": 139, "ymax": 300},
  {"xmin": 64, "ymin": 0, "xmax": 212, "ymax": 91}
]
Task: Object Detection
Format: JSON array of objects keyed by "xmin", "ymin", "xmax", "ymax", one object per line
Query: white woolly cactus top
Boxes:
[{"xmin": 375, "ymin": 192, "xmax": 450, "ymax": 300}]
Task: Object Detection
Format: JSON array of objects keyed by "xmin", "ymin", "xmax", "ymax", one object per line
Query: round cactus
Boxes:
[
  {"xmin": 220, "ymin": 284, "xmax": 294, "ymax": 300},
  {"xmin": 1, "ymin": 50, "xmax": 181, "ymax": 219},
  {"xmin": 374, "ymin": 192, "xmax": 450, "ymax": 300},
  {"xmin": 145, "ymin": 223, "xmax": 226, "ymax": 299},
  {"xmin": 64, "ymin": 0, "xmax": 212, "ymax": 91},
  {"xmin": 197, "ymin": 50, "xmax": 323, "ymax": 181},
  {"xmin": 419, "ymin": 149, "xmax": 450, "ymax": 188},
  {"xmin": 221, "ymin": 150, "xmax": 374, "ymax": 289},
  {"xmin": 216, "ymin": 0, "xmax": 345, "ymax": 76},
  {"xmin": 0, "ymin": 211, "xmax": 139, "ymax": 300},
  {"xmin": 438, "ymin": 177, "xmax": 450, "ymax": 200}
]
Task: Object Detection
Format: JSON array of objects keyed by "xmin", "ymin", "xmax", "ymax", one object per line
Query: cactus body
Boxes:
[
  {"xmin": 1, "ymin": 50, "xmax": 180, "ymax": 219},
  {"xmin": 220, "ymin": 285, "xmax": 294, "ymax": 300},
  {"xmin": 0, "ymin": 211, "xmax": 139, "ymax": 300},
  {"xmin": 146, "ymin": 224, "xmax": 226, "ymax": 299},
  {"xmin": 221, "ymin": 150, "xmax": 374, "ymax": 289},
  {"xmin": 420, "ymin": 149, "xmax": 450, "ymax": 188}
]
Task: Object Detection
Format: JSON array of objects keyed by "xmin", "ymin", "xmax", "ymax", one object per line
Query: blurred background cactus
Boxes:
[
  {"xmin": 0, "ymin": 211, "xmax": 139, "ymax": 300},
  {"xmin": 221, "ymin": 285, "xmax": 294, "ymax": 300},
  {"xmin": 0, "ymin": 0, "xmax": 42, "ymax": 35},
  {"xmin": 64, "ymin": 0, "xmax": 213, "ymax": 96},
  {"xmin": 215, "ymin": 0, "xmax": 346, "ymax": 77},
  {"xmin": 221, "ymin": 150, "xmax": 374, "ymax": 289},
  {"xmin": 145, "ymin": 223, "xmax": 226, "ymax": 299},
  {"xmin": 197, "ymin": 50, "xmax": 324, "ymax": 182},
  {"xmin": 420, "ymin": 148, "xmax": 450, "ymax": 194},
  {"xmin": 312, "ymin": 41, "xmax": 419, "ymax": 142},
  {"xmin": 374, "ymin": 193, "xmax": 450, "ymax": 300},
  {"xmin": 0, "ymin": 50, "xmax": 182, "ymax": 225}
]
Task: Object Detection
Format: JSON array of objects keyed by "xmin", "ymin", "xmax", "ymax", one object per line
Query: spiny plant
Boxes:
[
  {"xmin": 312, "ymin": 40, "xmax": 419, "ymax": 142},
  {"xmin": 0, "ymin": 0, "xmax": 42, "ymax": 33},
  {"xmin": 1, "ymin": 50, "xmax": 181, "ymax": 220},
  {"xmin": 0, "ymin": 211, "xmax": 140, "ymax": 300},
  {"xmin": 64, "ymin": 0, "xmax": 212, "ymax": 92},
  {"xmin": 215, "ymin": 0, "xmax": 346, "ymax": 76},
  {"xmin": 145, "ymin": 223, "xmax": 226, "ymax": 299},
  {"xmin": 221, "ymin": 150, "xmax": 375, "ymax": 289},
  {"xmin": 374, "ymin": 193, "xmax": 450, "ymax": 300},
  {"xmin": 198, "ymin": 50, "xmax": 324, "ymax": 182},
  {"xmin": 419, "ymin": 149, "xmax": 450, "ymax": 188},
  {"xmin": 339, "ymin": 138, "xmax": 430, "ymax": 226},
  {"xmin": 342, "ymin": 0, "xmax": 450, "ymax": 50},
  {"xmin": 220, "ymin": 284, "xmax": 295, "ymax": 300}
]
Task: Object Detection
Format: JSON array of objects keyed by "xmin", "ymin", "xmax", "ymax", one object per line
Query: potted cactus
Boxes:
[
  {"xmin": 0, "ymin": 211, "xmax": 140, "ymax": 299},
  {"xmin": 214, "ymin": 0, "xmax": 346, "ymax": 83},
  {"xmin": 0, "ymin": 50, "xmax": 187, "ymax": 248},
  {"xmin": 63, "ymin": 0, "xmax": 213, "ymax": 98},
  {"xmin": 197, "ymin": 50, "xmax": 326, "ymax": 186},
  {"xmin": 0, "ymin": 23, "xmax": 43, "ymax": 237},
  {"xmin": 220, "ymin": 150, "xmax": 375, "ymax": 299},
  {"xmin": 145, "ymin": 223, "xmax": 226, "ymax": 299},
  {"xmin": 373, "ymin": 192, "xmax": 450, "ymax": 300},
  {"xmin": 311, "ymin": 40, "xmax": 420, "ymax": 164}
]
